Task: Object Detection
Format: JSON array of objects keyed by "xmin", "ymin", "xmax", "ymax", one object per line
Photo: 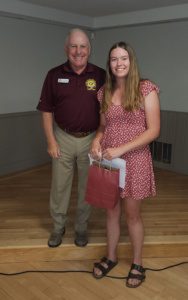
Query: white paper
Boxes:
[{"xmin": 88, "ymin": 154, "xmax": 126, "ymax": 188}]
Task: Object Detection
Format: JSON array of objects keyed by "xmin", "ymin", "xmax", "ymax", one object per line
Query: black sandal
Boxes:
[
  {"xmin": 126, "ymin": 263, "xmax": 146, "ymax": 288},
  {"xmin": 93, "ymin": 256, "xmax": 118, "ymax": 279}
]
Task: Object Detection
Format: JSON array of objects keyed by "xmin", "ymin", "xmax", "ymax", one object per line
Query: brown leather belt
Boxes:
[{"xmin": 58, "ymin": 125, "xmax": 94, "ymax": 138}]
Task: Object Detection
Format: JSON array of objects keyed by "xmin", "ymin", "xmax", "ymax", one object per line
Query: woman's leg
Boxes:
[
  {"xmin": 124, "ymin": 197, "xmax": 144, "ymax": 286},
  {"xmin": 93, "ymin": 200, "xmax": 121, "ymax": 277},
  {"xmin": 106, "ymin": 200, "xmax": 121, "ymax": 261}
]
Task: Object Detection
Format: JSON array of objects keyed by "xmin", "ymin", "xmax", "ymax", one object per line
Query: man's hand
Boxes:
[{"xmin": 47, "ymin": 141, "xmax": 61, "ymax": 159}]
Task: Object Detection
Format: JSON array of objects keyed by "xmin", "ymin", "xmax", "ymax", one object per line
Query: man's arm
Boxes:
[{"xmin": 42, "ymin": 112, "xmax": 61, "ymax": 159}]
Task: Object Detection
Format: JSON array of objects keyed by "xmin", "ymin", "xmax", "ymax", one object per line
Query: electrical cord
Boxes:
[{"xmin": 0, "ymin": 261, "xmax": 187, "ymax": 278}]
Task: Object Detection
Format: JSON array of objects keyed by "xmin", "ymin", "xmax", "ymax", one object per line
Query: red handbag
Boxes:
[{"xmin": 85, "ymin": 162, "xmax": 120, "ymax": 209}]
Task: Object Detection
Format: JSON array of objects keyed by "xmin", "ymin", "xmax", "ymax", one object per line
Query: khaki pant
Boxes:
[{"xmin": 50, "ymin": 126, "xmax": 95, "ymax": 233}]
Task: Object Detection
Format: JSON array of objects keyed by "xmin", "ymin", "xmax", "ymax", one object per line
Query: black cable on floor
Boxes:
[
  {"xmin": 0, "ymin": 261, "xmax": 187, "ymax": 278},
  {"xmin": 0, "ymin": 270, "xmax": 92, "ymax": 277}
]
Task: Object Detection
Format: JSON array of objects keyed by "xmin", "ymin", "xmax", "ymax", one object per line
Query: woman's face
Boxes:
[{"xmin": 110, "ymin": 47, "xmax": 130, "ymax": 79}]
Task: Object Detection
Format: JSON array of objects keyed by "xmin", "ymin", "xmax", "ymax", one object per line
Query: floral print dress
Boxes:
[{"xmin": 98, "ymin": 80, "xmax": 159, "ymax": 200}]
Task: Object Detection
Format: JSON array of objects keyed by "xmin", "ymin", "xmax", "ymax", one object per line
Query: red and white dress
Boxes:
[{"xmin": 98, "ymin": 80, "xmax": 159, "ymax": 200}]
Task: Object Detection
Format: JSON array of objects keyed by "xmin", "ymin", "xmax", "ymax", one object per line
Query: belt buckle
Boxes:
[
  {"xmin": 74, "ymin": 132, "xmax": 88, "ymax": 138},
  {"xmin": 59, "ymin": 126, "xmax": 92, "ymax": 137}
]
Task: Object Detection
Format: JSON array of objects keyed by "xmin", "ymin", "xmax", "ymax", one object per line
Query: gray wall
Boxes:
[
  {"xmin": 0, "ymin": 111, "xmax": 49, "ymax": 176},
  {"xmin": 0, "ymin": 15, "xmax": 188, "ymax": 175},
  {"xmin": 0, "ymin": 16, "xmax": 69, "ymax": 114},
  {"xmin": 154, "ymin": 111, "xmax": 188, "ymax": 175},
  {"xmin": 0, "ymin": 16, "xmax": 69, "ymax": 175}
]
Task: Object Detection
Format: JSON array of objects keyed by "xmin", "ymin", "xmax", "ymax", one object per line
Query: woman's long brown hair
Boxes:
[{"xmin": 101, "ymin": 41, "xmax": 143, "ymax": 113}]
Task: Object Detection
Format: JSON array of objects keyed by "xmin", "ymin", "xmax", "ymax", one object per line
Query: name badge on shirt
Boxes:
[{"xmin": 58, "ymin": 78, "xmax": 69, "ymax": 83}]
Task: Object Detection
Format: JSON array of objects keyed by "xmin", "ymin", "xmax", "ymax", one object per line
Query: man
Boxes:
[{"xmin": 37, "ymin": 28, "xmax": 105, "ymax": 248}]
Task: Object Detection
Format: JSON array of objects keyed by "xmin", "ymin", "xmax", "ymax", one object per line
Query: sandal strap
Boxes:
[
  {"xmin": 128, "ymin": 272, "xmax": 146, "ymax": 281},
  {"xmin": 93, "ymin": 256, "xmax": 109, "ymax": 268},
  {"xmin": 101, "ymin": 257, "xmax": 115, "ymax": 266},
  {"xmin": 94, "ymin": 257, "xmax": 118, "ymax": 277},
  {"xmin": 130, "ymin": 263, "xmax": 145, "ymax": 273},
  {"xmin": 101, "ymin": 256, "xmax": 108, "ymax": 263},
  {"xmin": 94, "ymin": 262, "xmax": 108, "ymax": 274}
]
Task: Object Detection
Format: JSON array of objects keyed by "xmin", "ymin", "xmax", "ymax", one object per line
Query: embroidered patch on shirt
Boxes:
[
  {"xmin": 85, "ymin": 79, "xmax": 96, "ymax": 90},
  {"xmin": 58, "ymin": 78, "xmax": 69, "ymax": 83}
]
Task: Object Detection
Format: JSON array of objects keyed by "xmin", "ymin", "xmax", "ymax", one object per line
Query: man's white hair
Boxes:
[{"xmin": 65, "ymin": 28, "xmax": 91, "ymax": 50}]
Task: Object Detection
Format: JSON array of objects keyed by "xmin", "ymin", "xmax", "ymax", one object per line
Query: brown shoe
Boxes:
[
  {"xmin": 48, "ymin": 228, "xmax": 65, "ymax": 248},
  {"xmin": 74, "ymin": 231, "xmax": 88, "ymax": 247}
]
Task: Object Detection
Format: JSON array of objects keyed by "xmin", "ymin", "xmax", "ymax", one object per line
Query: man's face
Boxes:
[{"xmin": 65, "ymin": 31, "xmax": 90, "ymax": 74}]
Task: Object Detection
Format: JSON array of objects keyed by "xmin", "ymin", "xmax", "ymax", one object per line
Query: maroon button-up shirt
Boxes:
[{"xmin": 37, "ymin": 61, "xmax": 105, "ymax": 132}]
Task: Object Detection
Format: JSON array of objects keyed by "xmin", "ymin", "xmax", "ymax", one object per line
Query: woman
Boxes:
[{"xmin": 90, "ymin": 41, "xmax": 160, "ymax": 288}]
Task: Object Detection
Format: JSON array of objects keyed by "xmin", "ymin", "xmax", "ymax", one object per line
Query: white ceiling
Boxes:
[
  {"xmin": 19, "ymin": 0, "xmax": 188, "ymax": 17},
  {"xmin": 1, "ymin": 0, "xmax": 188, "ymax": 29}
]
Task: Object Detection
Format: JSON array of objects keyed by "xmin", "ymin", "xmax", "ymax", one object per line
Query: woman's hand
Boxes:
[
  {"xmin": 102, "ymin": 146, "xmax": 125, "ymax": 160},
  {"xmin": 90, "ymin": 139, "xmax": 102, "ymax": 160}
]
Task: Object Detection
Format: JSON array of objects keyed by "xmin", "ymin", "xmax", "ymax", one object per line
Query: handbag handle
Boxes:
[{"xmin": 93, "ymin": 159, "xmax": 117, "ymax": 172}]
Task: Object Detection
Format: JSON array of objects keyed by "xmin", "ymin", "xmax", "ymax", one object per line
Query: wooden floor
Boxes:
[
  {"xmin": 0, "ymin": 164, "xmax": 188, "ymax": 263},
  {"xmin": 0, "ymin": 258, "xmax": 188, "ymax": 300},
  {"xmin": 0, "ymin": 165, "xmax": 188, "ymax": 299}
]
